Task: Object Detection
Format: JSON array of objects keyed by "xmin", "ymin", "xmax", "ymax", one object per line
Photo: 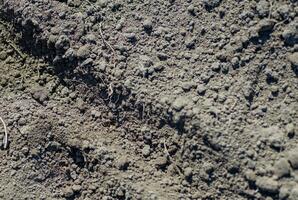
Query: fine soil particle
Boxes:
[{"xmin": 0, "ymin": 0, "xmax": 297, "ymax": 199}]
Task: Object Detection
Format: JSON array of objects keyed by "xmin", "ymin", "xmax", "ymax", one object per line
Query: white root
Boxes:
[{"xmin": 0, "ymin": 117, "xmax": 8, "ymax": 149}]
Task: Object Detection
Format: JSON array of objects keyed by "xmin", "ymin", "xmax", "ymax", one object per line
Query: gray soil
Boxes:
[{"xmin": 0, "ymin": 0, "xmax": 297, "ymax": 199}]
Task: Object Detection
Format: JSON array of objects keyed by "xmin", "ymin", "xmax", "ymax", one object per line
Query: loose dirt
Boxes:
[{"xmin": 0, "ymin": 0, "xmax": 297, "ymax": 200}]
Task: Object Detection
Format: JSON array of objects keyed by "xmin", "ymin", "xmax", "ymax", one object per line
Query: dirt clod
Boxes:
[
  {"xmin": 273, "ymin": 158, "xmax": 291, "ymax": 178},
  {"xmin": 0, "ymin": 0, "xmax": 297, "ymax": 199},
  {"xmin": 256, "ymin": 177, "xmax": 280, "ymax": 194},
  {"xmin": 288, "ymin": 148, "xmax": 298, "ymax": 169},
  {"xmin": 116, "ymin": 157, "xmax": 130, "ymax": 170}
]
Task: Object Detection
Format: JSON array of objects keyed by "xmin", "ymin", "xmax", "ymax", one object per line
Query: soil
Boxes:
[{"xmin": 0, "ymin": 0, "xmax": 297, "ymax": 199}]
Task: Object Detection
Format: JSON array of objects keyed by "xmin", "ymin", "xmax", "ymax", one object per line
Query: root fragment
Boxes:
[
  {"xmin": 163, "ymin": 139, "xmax": 183, "ymax": 176},
  {"xmin": 0, "ymin": 117, "xmax": 8, "ymax": 149},
  {"xmin": 99, "ymin": 23, "xmax": 116, "ymax": 67},
  {"xmin": 7, "ymin": 40, "xmax": 26, "ymax": 60}
]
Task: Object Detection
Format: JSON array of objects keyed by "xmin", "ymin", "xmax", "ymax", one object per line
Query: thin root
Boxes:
[
  {"xmin": 0, "ymin": 21, "xmax": 7, "ymax": 27},
  {"xmin": 274, "ymin": 18, "xmax": 289, "ymax": 30},
  {"xmin": 279, "ymin": 95, "xmax": 288, "ymax": 106},
  {"xmin": 7, "ymin": 40, "xmax": 26, "ymax": 60},
  {"xmin": 99, "ymin": 23, "xmax": 116, "ymax": 67},
  {"xmin": 269, "ymin": 1, "xmax": 275, "ymax": 19},
  {"xmin": 0, "ymin": 117, "xmax": 8, "ymax": 149},
  {"xmin": 230, "ymin": 97, "xmax": 238, "ymax": 110},
  {"xmin": 163, "ymin": 139, "xmax": 183, "ymax": 176}
]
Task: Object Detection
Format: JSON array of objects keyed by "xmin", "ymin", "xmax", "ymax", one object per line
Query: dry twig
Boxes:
[{"xmin": 0, "ymin": 117, "xmax": 8, "ymax": 149}]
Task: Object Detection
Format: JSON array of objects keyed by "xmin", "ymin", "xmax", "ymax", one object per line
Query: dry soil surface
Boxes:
[{"xmin": 0, "ymin": 0, "xmax": 298, "ymax": 200}]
